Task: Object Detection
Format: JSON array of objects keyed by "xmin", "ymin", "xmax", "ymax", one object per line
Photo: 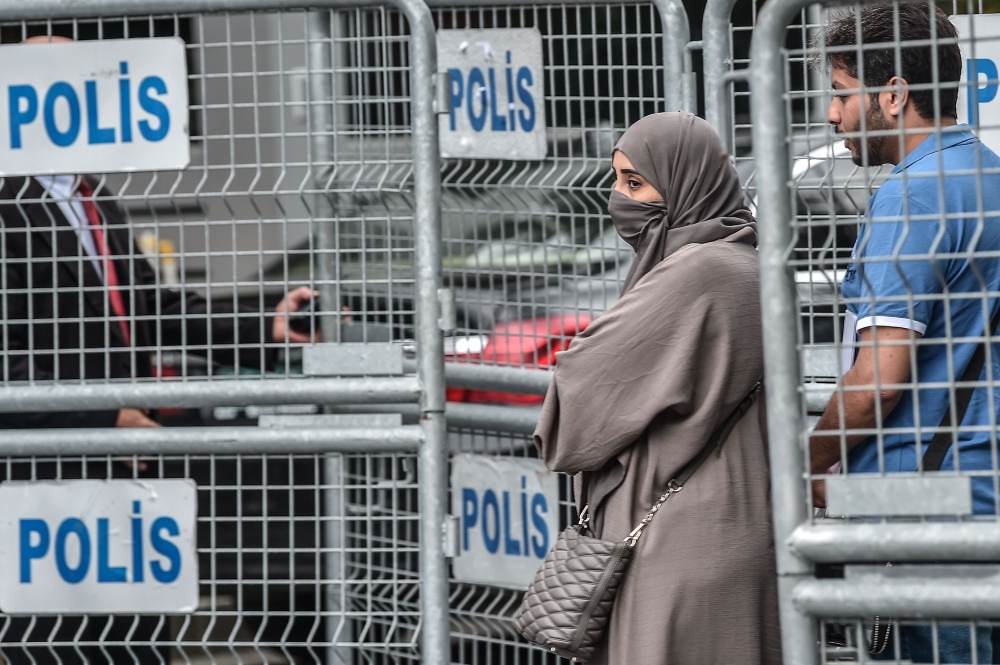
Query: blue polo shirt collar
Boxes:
[{"xmin": 893, "ymin": 125, "xmax": 977, "ymax": 174}]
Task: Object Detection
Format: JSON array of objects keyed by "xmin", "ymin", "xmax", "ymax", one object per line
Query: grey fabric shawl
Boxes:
[
  {"xmin": 532, "ymin": 113, "xmax": 781, "ymax": 664},
  {"xmin": 610, "ymin": 112, "xmax": 757, "ymax": 293}
]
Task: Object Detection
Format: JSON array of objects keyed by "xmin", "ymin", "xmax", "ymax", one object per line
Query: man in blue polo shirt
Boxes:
[{"xmin": 811, "ymin": 4, "xmax": 1000, "ymax": 663}]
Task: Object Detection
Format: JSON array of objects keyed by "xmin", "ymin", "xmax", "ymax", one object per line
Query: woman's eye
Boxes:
[{"xmin": 628, "ymin": 179, "xmax": 641, "ymax": 189}]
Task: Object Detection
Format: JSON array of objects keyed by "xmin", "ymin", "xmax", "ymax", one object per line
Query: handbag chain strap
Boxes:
[{"xmin": 576, "ymin": 381, "xmax": 762, "ymax": 547}]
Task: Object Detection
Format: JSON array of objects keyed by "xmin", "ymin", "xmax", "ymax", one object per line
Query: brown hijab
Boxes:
[{"xmin": 610, "ymin": 112, "xmax": 756, "ymax": 293}]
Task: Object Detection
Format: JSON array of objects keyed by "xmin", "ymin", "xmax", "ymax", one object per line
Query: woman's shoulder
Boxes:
[{"xmin": 650, "ymin": 234, "xmax": 758, "ymax": 285}]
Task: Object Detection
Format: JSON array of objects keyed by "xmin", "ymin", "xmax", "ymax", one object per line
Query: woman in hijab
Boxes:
[{"xmin": 533, "ymin": 112, "xmax": 781, "ymax": 664}]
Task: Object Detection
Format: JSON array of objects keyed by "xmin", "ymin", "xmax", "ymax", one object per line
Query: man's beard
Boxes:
[{"xmin": 841, "ymin": 98, "xmax": 893, "ymax": 166}]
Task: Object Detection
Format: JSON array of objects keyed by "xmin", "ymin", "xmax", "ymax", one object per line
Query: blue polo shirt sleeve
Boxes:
[{"xmin": 852, "ymin": 191, "xmax": 948, "ymax": 334}]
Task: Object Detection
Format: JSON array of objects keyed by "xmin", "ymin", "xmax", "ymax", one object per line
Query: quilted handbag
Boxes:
[{"xmin": 515, "ymin": 382, "xmax": 761, "ymax": 663}]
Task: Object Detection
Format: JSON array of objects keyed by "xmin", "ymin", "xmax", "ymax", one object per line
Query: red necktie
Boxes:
[{"xmin": 76, "ymin": 180, "xmax": 131, "ymax": 346}]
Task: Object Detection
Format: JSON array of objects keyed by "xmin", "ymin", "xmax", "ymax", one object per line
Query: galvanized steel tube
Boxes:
[
  {"xmin": 307, "ymin": 10, "xmax": 338, "ymax": 345},
  {"xmin": 433, "ymin": 362, "xmax": 552, "ymax": 396},
  {"xmin": 750, "ymin": 0, "xmax": 821, "ymax": 660},
  {"xmin": 652, "ymin": 0, "xmax": 691, "ymax": 113},
  {"xmin": 702, "ymin": 0, "xmax": 739, "ymax": 140},
  {"xmin": 794, "ymin": 579, "xmax": 1000, "ymax": 618},
  {"xmin": 328, "ymin": 401, "xmax": 542, "ymax": 436},
  {"xmin": 0, "ymin": 425, "xmax": 424, "ymax": 455},
  {"xmin": 394, "ymin": 0, "xmax": 450, "ymax": 660},
  {"xmin": 790, "ymin": 522, "xmax": 1000, "ymax": 562},
  {"xmin": 0, "ymin": 1, "xmax": 450, "ymax": 660},
  {"xmin": 0, "ymin": 377, "xmax": 422, "ymax": 412}
]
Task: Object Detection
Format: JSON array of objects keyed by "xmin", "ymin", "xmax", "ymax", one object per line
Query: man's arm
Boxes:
[{"xmin": 811, "ymin": 326, "xmax": 918, "ymax": 505}]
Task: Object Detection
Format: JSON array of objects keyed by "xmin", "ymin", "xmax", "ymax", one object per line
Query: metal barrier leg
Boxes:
[
  {"xmin": 652, "ymin": 0, "xmax": 693, "ymax": 113},
  {"xmin": 307, "ymin": 9, "xmax": 339, "ymax": 346},
  {"xmin": 702, "ymin": 0, "xmax": 740, "ymax": 147},
  {"xmin": 396, "ymin": 0, "xmax": 450, "ymax": 660},
  {"xmin": 751, "ymin": 0, "xmax": 821, "ymax": 661},
  {"xmin": 324, "ymin": 455, "xmax": 352, "ymax": 665}
]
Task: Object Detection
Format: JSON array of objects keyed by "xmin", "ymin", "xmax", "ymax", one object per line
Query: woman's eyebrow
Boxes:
[{"xmin": 620, "ymin": 168, "xmax": 641, "ymax": 176}]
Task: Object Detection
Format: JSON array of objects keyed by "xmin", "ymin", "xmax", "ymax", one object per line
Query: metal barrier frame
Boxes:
[
  {"xmin": 701, "ymin": 0, "xmax": 739, "ymax": 140},
  {"xmin": 0, "ymin": 0, "xmax": 450, "ymax": 661},
  {"xmin": 749, "ymin": 0, "xmax": 839, "ymax": 660},
  {"xmin": 0, "ymin": 0, "xmax": 702, "ymax": 659},
  {"xmin": 750, "ymin": 0, "xmax": 1000, "ymax": 663}
]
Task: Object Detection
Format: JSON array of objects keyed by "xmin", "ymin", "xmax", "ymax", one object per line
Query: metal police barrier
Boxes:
[
  {"xmin": 0, "ymin": 0, "xmax": 450, "ymax": 662},
  {"xmin": 411, "ymin": 0, "xmax": 693, "ymax": 661},
  {"xmin": 752, "ymin": 1, "xmax": 1000, "ymax": 663}
]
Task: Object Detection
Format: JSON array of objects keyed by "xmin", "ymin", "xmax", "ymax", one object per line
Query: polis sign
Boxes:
[
  {"xmin": 450, "ymin": 453, "xmax": 559, "ymax": 589},
  {"xmin": 0, "ymin": 479, "xmax": 198, "ymax": 614},
  {"xmin": 437, "ymin": 28, "xmax": 548, "ymax": 161},
  {"xmin": 0, "ymin": 37, "xmax": 190, "ymax": 176}
]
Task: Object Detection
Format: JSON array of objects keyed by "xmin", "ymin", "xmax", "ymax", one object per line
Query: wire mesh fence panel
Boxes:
[
  {"xmin": 0, "ymin": 452, "xmax": 420, "ymax": 665},
  {"xmin": 0, "ymin": 4, "xmax": 446, "ymax": 664},
  {"xmin": 435, "ymin": 2, "xmax": 666, "ymax": 380},
  {"xmin": 444, "ymin": 428, "xmax": 575, "ymax": 664},
  {"xmin": 0, "ymin": 8, "xmax": 420, "ymax": 400},
  {"xmin": 750, "ymin": 0, "xmax": 1000, "ymax": 663},
  {"xmin": 425, "ymin": 4, "xmax": 675, "ymax": 661},
  {"xmin": 710, "ymin": 0, "xmax": 881, "ymax": 389}
]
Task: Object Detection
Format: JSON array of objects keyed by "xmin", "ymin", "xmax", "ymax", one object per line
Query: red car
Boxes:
[{"xmin": 446, "ymin": 314, "xmax": 591, "ymax": 405}]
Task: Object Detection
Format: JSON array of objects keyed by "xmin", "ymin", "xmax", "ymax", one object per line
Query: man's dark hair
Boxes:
[{"xmin": 818, "ymin": 3, "xmax": 962, "ymax": 119}]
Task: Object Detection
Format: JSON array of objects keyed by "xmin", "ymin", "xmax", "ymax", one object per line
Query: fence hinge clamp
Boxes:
[{"xmin": 434, "ymin": 71, "xmax": 452, "ymax": 115}]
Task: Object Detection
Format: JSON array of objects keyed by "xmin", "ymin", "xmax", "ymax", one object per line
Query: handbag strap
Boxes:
[
  {"xmin": 578, "ymin": 382, "xmax": 762, "ymax": 536},
  {"xmin": 922, "ymin": 303, "xmax": 1000, "ymax": 471}
]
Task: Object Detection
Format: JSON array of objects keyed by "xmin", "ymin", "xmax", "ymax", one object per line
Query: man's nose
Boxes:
[{"xmin": 828, "ymin": 102, "xmax": 841, "ymax": 128}]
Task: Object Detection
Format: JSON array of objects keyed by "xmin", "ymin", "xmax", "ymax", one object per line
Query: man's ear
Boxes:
[{"xmin": 880, "ymin": 76, "xmax": 909, "ymax": 119}]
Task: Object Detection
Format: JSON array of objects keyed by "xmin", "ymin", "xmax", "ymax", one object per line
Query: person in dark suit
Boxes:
[{"xmin": 0, "ymin": 171, "xmax": 316, "ymax": 430}]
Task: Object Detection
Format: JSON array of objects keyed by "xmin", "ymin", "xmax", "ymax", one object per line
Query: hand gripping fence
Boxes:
[{"xmin": 0, "ymin": 0, "xmax": 449, "ymax": 662}]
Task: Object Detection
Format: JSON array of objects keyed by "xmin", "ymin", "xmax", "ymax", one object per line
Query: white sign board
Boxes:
[
  {"xmin": 451, "ymin": 453, "xmax": 559, "ymax": 589},
  {"xmin": 0, "ymin": 38, "xmax": 190, "ymax": 176},
  {"xmin": 0, "ymin": 479, "xmax": 198, "ymax": 614},
  {"xmin": 953, "ymin": 15, "xmax": 1000, "ymax": 155},
  {"xmin": 437, "ymin": 29, "xmax": 547, "ymax": 161}
]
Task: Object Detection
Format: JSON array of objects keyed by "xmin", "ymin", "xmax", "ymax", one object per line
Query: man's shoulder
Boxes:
[{"xmin": 881, "ymin": 138, "xmax": 1000, "ymax": 214}]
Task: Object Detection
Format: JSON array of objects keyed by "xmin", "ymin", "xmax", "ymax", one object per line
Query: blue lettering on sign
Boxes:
[
  {"xmin": 488, "ymin": 69, "xmax": 507, "ymax": 132},
  {"xmin": 466, "ymin": 67, "xmax": 488, "ymax": 133},
  {"xmin": 131, "ymin": 500, "xmax": 144, "ymax": 582},
  {"xmin": 448, "ymin": 51, "xmax": 537, "ymax": 135},
  {"xmin": 149, "ymin": 516, "xmax": 181, "ymax": 583},
  {"xmin": 86, "ymin": 81, "xmax": 115, "ymax": 145},
  {"xmin": 8, "ymin": 86, "xmax": 37, "ymax": 150},
  {"xmin": 448, "ymin": 68, "xmax": 464, "ymax": 132},
  {"xmin": 968, "ymin": 58, "xmax": 999, "ymax": 126},
  {"xmin": 481, "ymin": 489, "xmax": 500, "ymax": 554},
  {"xmin": 119, "ymin": 61, "xmax": 132, "ymax": 144},
  {"xmin": 138, "ymin": 76, "xmax": 170, "ymax": 142},
  {"xmin": 55, "ymin": 518, "xmax": 90, "ymax": 584},
  {"xmin": 97, "ymin": 518, "xmax": 126, "ymax": 582},
  {"xmin": 18, "ymin": 500, "xmax": 183, "ymax": 585},
  {"xmin": 44, "ymin": 82, "xmax": 81, "ymax": 148},
  {"xmin": 461, "ymin": 477, "xmax": 550, "ymax": 559},
  {"xmin": 516, "ymin": 67, "xmax": 536, "ymax": 132},
  {"xmin": 531, "ymin": 493, "xmax": 549, "ymax": 558},
  {"xmin": 19, "ymin": 519, "xmax": 48, "ymax": 583},
  {"xmin": 6, "ymin": 62, "xmax": 171, "ymax": 150},
  {"xmin": 461, "ymin": 487, "xmax": 477, "ymax": 550},
  {"xmin": 502, "ymin": 491, "xmax": 520, "ymax": 555}
]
